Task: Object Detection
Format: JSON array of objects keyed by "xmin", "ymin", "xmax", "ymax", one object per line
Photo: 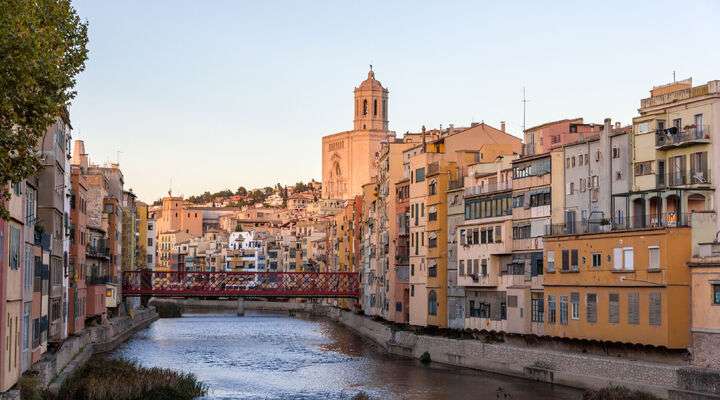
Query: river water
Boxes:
[{"xmin": 113, "ymin": 312, "xmax": 582, "ymax": 400}]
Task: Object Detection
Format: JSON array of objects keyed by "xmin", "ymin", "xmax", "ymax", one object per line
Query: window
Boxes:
[
  {"xmin": 531, "ymin": 293, "xmax": 544, "ymax": 322},
  {"xmin": 512, "ymin": 224, "xmax": 531, "ymax": 240},
  {"xmin": 592, "ymin": 253, "xmax": 601, "ymax": 268},
  {"xmin": 480, "ymin": 259, "xmax": 487, "ymax": 276},
  {"xmin": 628, "ymin": 292, "xmax": 640, "ymax": 325},
  {"xmin": 713, "ymin": 284, "xmax": 720, "ymax": 305},
  {"xmin": 623, "ymin": 247, "xmax": 634, "ymax": 271},
  {"xmin": 634, "ymin": 161, "xmax": 653, "ymax": 176},
  {"xmin": 609, "ymin": 293, "xmax": 619, "ymax": 323},
  {"xmin": 428, "ymin": 180, "xmax": 437, "ymax": 195},
  {"xmin": 24, "ymin": 247, "xmax": 33, "ymax": 289},
  {"xmin": 411, "ymin": 285, "xmax": 414, "ymax": 296},
  {"xmin": 363, "ymin": 99, "xmax": 368, "ymax": 115},
  {"xmin": 529, "ymin": 192, "xmax": 551, "ymax": 207},
  {"xmin": 546, "ymin": 251, "xmax": 555, "ymax": 272},
  {"xmin": 648, "ymin": 246, "xmax": 660, "ymax": 271},
  {"xmin": 9, "ymin": 225, "xmax": 20, "ymax": 270},
  {"xmin": 494, "ymin": 226, "xmax": 502, "ymax": 243},
  {"xmin": 571, "ymin": 250, "xmax": 579, "ymax": 271},
  {"xmin": 428, "ymin": 265, "xmax": 437, "ymax": 277},
  {"xmin": 613, "ymin": 247, "xmax": 623, "ymax": 270},
  {"xmin": 428, "ymin": 210, "xmax": 437, "ymax": 221},
  {"xmin": 415, "ymin": 168, "xmax": 426, "ymax": 182},
  {"xmin": 649, "ymin": 292, "xmax": 661, "ymax": 326},
  {"xmin": 586, "ymin": 293, "xmax": 597, "ymax": 323},
  {"xmin": 570, "ymin": 292, "xmax": 580, "ymax": 320},
  {"xmin": 612, "ymin": 147, "xmax": 620, "ymax": 158},
  {"xmin": 559, "ymin": 296, "xmax": 568, "ymax": 325},
  {"xmin": 547, "ymin": 295, "xmax": 556, "ymax": 324},
  {"xmin": 428, "ymin": 290, "xmax": 438, "ymax": 316},
  {"xmin": 458, "ymin": 260, "xmax": 465, "ymax": 276},
  {"xmin": 561, "ymin": 250, "xmax": 578, "ymax": 272}
]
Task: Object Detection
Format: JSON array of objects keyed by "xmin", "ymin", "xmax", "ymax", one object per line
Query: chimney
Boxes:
[
  {"xmin": 500, "ymin": 121, "xmax": 506, "ymax": 132},
  {"xmin": 614, "ymin": 122, "xmax": 621, "ymax": 130},
  {"xmin": 71, "ymin": 140, "xmax": 88, "ymax": 168}
]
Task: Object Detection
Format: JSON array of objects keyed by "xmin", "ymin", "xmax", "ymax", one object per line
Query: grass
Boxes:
[
  {"xmin": 151, "ymin": 301, "xmax": 184, "ymax": 318},
  {"xmin": 54, "ymin": 356, "xmax": 206, "ymax": 400},
  {"xmin": 582, "ymin": 385, "xmax": 660, "ymax": 400}
]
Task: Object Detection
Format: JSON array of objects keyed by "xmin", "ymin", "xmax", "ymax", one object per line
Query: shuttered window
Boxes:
[
  {"xmin": 648, "ymin": 247, "xmax": 660, "ymax": 271},
  {"xmin": 613, "ymin": 248, "xmax": 622, "ymax": 270},
  {"xmin": 628, "ymin": 292, "xmax": 640, "ymax": 325},
  {"xmin": 609, "ymin": 293, "xmax": 619, "ymax": 323},
  {"xmin": 586, "ymin": 293, "xmax": 597, "ymax": 323},
  {"xmin": 570, "ymin": 292, "xmax": 580, "ymax": 319},
  {"xmin": 649, "ymin": 292, "xmax": 662, "ymax": 326},
  {"xmin": 559, "ymin": 296, "xmax": 568, "ymax": 325},
  {"xmin": 562, "ymin": 250, "xmax": 569, "ymax": 271},
  {"xmin": 547, "ymin": 295, "xmax": 556, "ymax": 324},
  {"xmin": 571, "ymin": 250, "xmax": 579, "ymax": 271}
]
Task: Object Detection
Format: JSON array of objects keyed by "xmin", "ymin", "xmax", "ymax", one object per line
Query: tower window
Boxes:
[
  {"xmin": 363, "ymin": 99, "xmax": 368, "ymax": 115},
  {"xmin": 373, "ymin": 99, "xmax": 377, "ymax": 116}
]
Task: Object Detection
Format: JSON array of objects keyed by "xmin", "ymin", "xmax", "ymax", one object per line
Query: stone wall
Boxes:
[
  {"xmin": 315, "ymin": 306, "xmax": 697, "ymax": 399},
  {"xmin": 31, "ymin": 307, "xmax": 158, "ymax": 392}
]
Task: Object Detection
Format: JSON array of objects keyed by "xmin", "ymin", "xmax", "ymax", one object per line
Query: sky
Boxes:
[{"xmin": 69, "ymin": 0, "xmax": 720, "ymax": 203}]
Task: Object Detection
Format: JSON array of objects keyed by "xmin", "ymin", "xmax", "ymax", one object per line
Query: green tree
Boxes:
[
  {"xmin": 0, "ymin": 0, "xmax": 88, "ymax": 219},
  {"xmin": 236, "ymin": 186, "xmax": 247, "ymax": 196}
]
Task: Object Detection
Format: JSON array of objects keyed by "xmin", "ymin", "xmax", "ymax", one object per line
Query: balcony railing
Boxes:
[
  {"xmin": 656, "ymin": 168, "xmax": 711, "ymax": 187},
  {"xmin": 86, "ymin": 244, "xmax": 110, "ymax": 258},
  {"xmin": 655, "ymin": 125, "xmax": 710, "ymax": 149},
  {"xmin": 86, "ymin": 275, "xmax": 110, "ymax": 285},
  {"xmin": 544, "ymin": 212, "xmax": 692, "ymax": 236},
  {"xmin": 464, "ymin": 181, "xmax": 512, "ymax": 197}
]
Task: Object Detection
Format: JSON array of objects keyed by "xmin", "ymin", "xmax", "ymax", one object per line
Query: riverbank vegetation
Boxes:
[
  {"xmin": 53, "ymin": 357, "xmax": 206, "ymax": 400},
  {"xmin": 582, "ymin": 386, "xmax": 660, "ymax": 400}
]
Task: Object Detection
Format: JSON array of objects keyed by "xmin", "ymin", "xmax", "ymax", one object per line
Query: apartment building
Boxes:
[
  {"xmin": 544, "ymin": 227, "xmax": 692, "ymax": 348},
  {"xmin": 361, "ymin": 181, "xmax": 381, "ymax": 316},
  {"xmin": 523, "ymin": 118, "xmax": 603, "ymax": 157},
  {"xmin": 68, "ymin": 166, "xmax": 88, "ymax": 335},
  {"xmin": 689, "ymin": 242, "xmax": 720, "ymax": 369},
  {"xmin": 121, "ymin": 190, "xmax": 137, "ymax": 272},
  {"xmin": 625, "ymin": 79, "xmax": 718, "ymax": 230}
]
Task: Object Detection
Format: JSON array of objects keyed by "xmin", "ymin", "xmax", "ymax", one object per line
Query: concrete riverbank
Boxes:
[
  {"xmin": 29, "ymin": 306, "xmax": 158, "ymax": 394},
  {"xmin": 148, "ymin": 299, "xmax": 720, "ymax": 399}
]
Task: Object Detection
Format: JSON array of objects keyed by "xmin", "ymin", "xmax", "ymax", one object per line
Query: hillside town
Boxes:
[{"xmin": 3, "ymin": 70, "xmax": 720, "ymax": 397}]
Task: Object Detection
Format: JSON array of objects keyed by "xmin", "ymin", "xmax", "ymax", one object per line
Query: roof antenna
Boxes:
[{"xmin": 521, "ymin": 87, "xmax": 530, "ymax": 135}]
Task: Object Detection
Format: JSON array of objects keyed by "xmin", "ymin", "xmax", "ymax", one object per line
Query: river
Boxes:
[{"xmin": 112, "ymin": 311, "xmax": 582, "ymax": 400}]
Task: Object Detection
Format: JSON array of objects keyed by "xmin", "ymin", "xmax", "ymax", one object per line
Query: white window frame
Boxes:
[
  {"xmin": 623, "ymin": 247, "xmax": 634, "ymax": 271},
  {"xmin": 546, "ymin": 251, "xmax": 555, "ymax": 272}
]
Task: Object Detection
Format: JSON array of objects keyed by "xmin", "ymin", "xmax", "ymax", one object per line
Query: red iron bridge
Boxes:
[{"xmin": 121, "ymin": 270, "xmax": 360, "ymax": 298}]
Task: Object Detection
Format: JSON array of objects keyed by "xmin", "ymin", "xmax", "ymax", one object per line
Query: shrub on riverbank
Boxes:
[
  {"xmin": 152, "ymin": 301, "xmax": 184, "ymax": 318},
  {"xmin": 56, "ymin": 356, "xmax": 206, "ymax": 400},
  {"xmin": 582, "ymin": 385, "xmax": 660, "ymax": 400},
  {"xmin": 18, "ymin": 375, "xmax": 48, "ymax": 400}
]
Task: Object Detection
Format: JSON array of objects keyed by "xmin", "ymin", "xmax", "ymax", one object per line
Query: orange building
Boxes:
[
  {"xmin": 543, "ymin": 227, "xmax": 692, "ymax": 349},
  {"xmin": 155, "ymin": 195, "xmax": 202, "ymax": 237}
]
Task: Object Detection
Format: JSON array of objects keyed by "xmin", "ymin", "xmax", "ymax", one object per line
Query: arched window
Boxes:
[
  {"xmin": 373, "ymin": 99, "xmax": 377, "ymax": 116},
  {"xmin": 383, "ymin": 99, "xmax": 387, "ymax": 119},
  {"xmin": 428, "ymin": 290, "xmax": 438, "ymax": 316},
  {"xmin": 363, "ymin": 99, "xmax": 368, "ymax": 115}
]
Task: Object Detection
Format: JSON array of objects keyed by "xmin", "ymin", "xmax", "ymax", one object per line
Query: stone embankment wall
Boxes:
[
  {"xmin": 31, "ymin": 307, "xmax": 158, "ymax": 393},
  {"xmin": 314, "ymin": 305, "xmax": 720, "ymax": 400}
]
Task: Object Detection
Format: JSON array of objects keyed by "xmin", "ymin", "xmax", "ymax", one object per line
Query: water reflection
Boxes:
[{"xmin": 113, "ymin": 311, "xmax": 581, "ymax": 400}]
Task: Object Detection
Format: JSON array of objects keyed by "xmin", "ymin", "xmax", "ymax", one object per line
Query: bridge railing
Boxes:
[{"xmin": 122, "ymin": 270, "xmax": 360, "ymax": 298}]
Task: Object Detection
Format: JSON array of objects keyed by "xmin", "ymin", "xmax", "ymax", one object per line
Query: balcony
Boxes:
[
  {"xmin": 86, "ymin": 275, "xmax": 110, "ymax": 285},
  {"xmin": 458, "ymin": 273, "xmax": 498, "ymax": 287},
  {"xmin": 544, "ymin": 212, "xmax": 692, "ymax": 236},
  {"xmin": 656, "ymin": 168, "xmax": 711, "ymax": 188},
  {"xmin": 86, "ymin": 244, "xmax": 110, "ymax": 259},
  {"xmin": 655, "ymin": 125, "xmax": 710, "ymax": 149},
  {"xmin": 464, "ymin": 181, "xmax": 512, "ymax": 197}
]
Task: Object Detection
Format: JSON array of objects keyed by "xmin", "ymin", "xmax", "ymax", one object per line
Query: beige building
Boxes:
[{"xmin": 321, "ymin": 69, "xmax": 392, "ymax": 199}]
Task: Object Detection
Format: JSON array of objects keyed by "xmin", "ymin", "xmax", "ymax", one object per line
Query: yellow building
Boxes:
[
  {"xmin": 625, "ymin": 78, "xmax": 718, "ymax": 229},
  {"xmin": 157, "ymin": 231, "xmax": 192, "ymax": 271},
  {"xmin": 136, "ymin": 201, "xmax": 149, "ymax": 269},
  {"xmin": 544, "ymin": 227, "xmax": 692, "ymax": 348}
]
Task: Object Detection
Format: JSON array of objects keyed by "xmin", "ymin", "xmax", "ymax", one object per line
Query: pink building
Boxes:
[{"xmin": 523, "ymin": 118, "xmax": 603, "ymax": 156}]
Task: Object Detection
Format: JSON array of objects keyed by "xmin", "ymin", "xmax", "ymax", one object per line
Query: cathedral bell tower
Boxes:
[{"xmin": 353, "ymin": 67, "xmax": 389, "ymax": 131}]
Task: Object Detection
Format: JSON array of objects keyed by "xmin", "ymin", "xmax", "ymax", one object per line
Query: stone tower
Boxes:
[
  {"xmin": 322, "ymin": 69, "xmax": 392, "ymax": 199},
  {"xmin": 353, "ymin": 68, "xmax": 389, "ymax": 131}
]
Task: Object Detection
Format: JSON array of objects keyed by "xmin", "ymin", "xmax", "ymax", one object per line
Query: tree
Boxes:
[
  {"xmin": 0, "ymin": 0, "xmax": 88, "ymax": 219},
  {"xmin": 236, "ymin": 186, "xmax": 247, "ymax": 196},
  {"xmin": 294, "ymin": 181, "xmax": 308, "ymax": 192}
]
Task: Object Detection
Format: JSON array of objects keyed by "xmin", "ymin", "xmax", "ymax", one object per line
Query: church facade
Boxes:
[{"xmin": 322, "ymin": 69, "xmax": 392, "ymax": 199}]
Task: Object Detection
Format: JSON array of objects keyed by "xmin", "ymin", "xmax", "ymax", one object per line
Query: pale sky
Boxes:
[{"xmin": 69, "ymin": 0, "xmax": 720, "ymax": 203}]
